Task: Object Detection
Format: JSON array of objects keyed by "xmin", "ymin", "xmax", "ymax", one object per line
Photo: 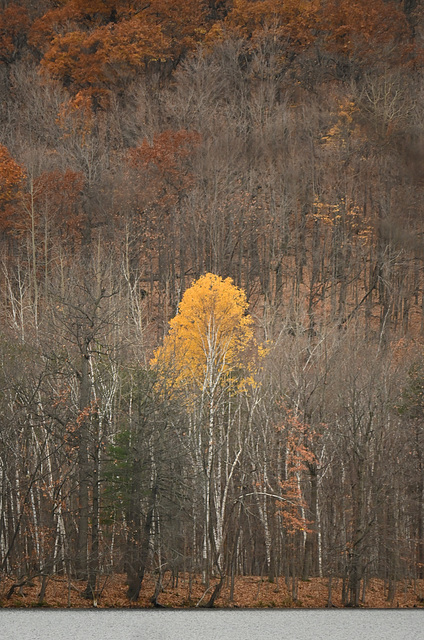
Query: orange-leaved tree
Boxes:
[
  {"xmin": 207, "ymin": 0, "xmax": 320, "ymax": 53},
  {"xmin": 38, "ymin": 19, "xmax": 169, "ymax": 97},
  {"xmin": 0, "ymin": 144, "xmax": 26, "ymax": 232},
  {"xmin": 206, "ymin": 0, "xmax": 415, "ymax": 69},
  {"xmin": 17, "ymin": 169, "xmax": 85, "ymax": 242},
  {"xmin": 128, "ymin": 129, "xmax": 202, "ymax": 178},
  {"xmin": 319, "ymin": 0, "xmax": 411, "ymax": 66},
  {"xmin": 30, "ymin": 0, "xmax": 209, "ymax": 105},
  {"xmin": 0, "ymin": 3, "xmax": 30, "ymax": 66},
  {"xmin": 275, "ymin": 410, "xmax": 316, "ymax": 537},
  {"xmin": 127, "ymin": 129, "xmax": 202, "ymax": 205}
]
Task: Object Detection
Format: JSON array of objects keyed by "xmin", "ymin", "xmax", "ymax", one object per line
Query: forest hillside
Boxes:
[{"xmin": 1, "ymin": 0, "xmax": 424, "ymax": 608}]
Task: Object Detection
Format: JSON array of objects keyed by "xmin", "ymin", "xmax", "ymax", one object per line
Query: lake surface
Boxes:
[{"xmin": 1, "ymin": 610, "xmax": 423, "ymax": 640}]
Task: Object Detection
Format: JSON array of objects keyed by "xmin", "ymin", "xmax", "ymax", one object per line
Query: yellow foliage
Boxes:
[
  {"xmin": 152, "ymin": 273, "xmax": 255, "ymax": 391},
  {"xmin": 321, "ymin": 98, "xmax": 360, "ymax": 147},
  {"xmin": 313, "ymin": 195, "xmax": 373, "ymax": 241}
]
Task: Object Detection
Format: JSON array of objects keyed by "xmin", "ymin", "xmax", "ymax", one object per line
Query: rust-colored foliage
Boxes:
[
  {"xmin": 56, "ymin": 89, "xmax": 98, "ymax": 138},
  {"xmin": 0, "ymin": 4, "xmax": 30, "ymax": 65},
  {"xmin": 320, "ymin": 0, "xmax": 411, "ymax": 64},
  {"xmin": 30, "ymin": 0, "xmax": 207, "ymax": 102},
  {"xmin": 29, "ymin": 0, "xmax": 121, "ymax": 49},
  {"xmin": 207, "ymin": 0, "xmax": 415, "ymax": 67},
  {"xmin": 121, "ymin": 128, "xmax": 201, "ymax": 283},
  {"xmin": 1, "ymin": 163, "xmax": 84, "ymax": 241},
  {"xmin": 126, "ymin": 129, "xmax": 199, "ymax": 218},
  {"xmin": 26, "ymin": 0, "xmax": 419, "ymax": 106},
  {"xmin": 128, "ymin": 129, "xmax": 202, "ymax": 193},
  {"xmin": 39, "ymin": 19, "xmax": 168, "ymax": 94},
  {"xmin": 149, "ymin": 0, "xmax": 207, "ymax": 57},
  {"xmin": 31, "ymin": 169, "xmax": 85, "ymax": 241},
  {"xmin": 275, "ymin": 409, "xmax": 316, "ymax": 536},
  {"xmin": 218, "ymin": 0, "xmax": 320, "ymax": 50},
  {"xmin": 0, "ymin": 145, "xmax": 26, "ymax": 232}
]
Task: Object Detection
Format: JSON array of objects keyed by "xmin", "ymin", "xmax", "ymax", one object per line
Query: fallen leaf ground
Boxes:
[{"xmin": 1, "ymin": 573, "xmax": 424, "ymax": 609}]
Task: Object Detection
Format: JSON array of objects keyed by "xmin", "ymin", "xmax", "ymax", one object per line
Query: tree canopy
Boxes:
[{"xmin": 152, "ymin": 273, "xmax": 254, "ymax": 390}]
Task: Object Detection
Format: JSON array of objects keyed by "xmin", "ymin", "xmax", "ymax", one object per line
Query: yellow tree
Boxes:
[
  {"xmin": 152, "ymin": 273, "xmax": 259, "ymax": 582},
  {"xmin": 153, "ymin": 272, "xmax": 253, "ymax": 389}
]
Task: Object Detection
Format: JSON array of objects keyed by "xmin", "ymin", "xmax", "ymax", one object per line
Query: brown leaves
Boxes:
[
  {"xmin": 29, "ymin": 0, "xmax": 120, "ymax": 51},
  {"xmin": 125, "ymin": 129, "xmax": 201, "ymax": 230},
  {"xmin": 320, "ymin": 0, "xmax": 411, "ymax": 65},
  {"xmin": 23, "ymin": 0, "xmax": 421, "ymax": 110},
  {"xmin": 31, "ymin": 0, "xmax": 208, "ymax": 104},
  {"xmin": 0, "ymin": 155, "xmax": 84, "ymax": 240},
  {"xmin": 128, "ymin": 129, "xmax": 201, "ymax": 189},
  {"xmin": 0, "ymin": 145, "xmax": 26, "ymax": 231},
  {"xmin": 0, "ymin": 4, "xmax": 30, "ymax": 65},
  {"xmin": 206, "ymin": 0, "xmax": 416, "ymax": 68},
  {"xmin": 221, "ymin": 0, "xmax": 320, "ymax": 49},
  {"xmin": 40, "ymin": 18, "xmax": 169, "ymax": 94},
  {"xmin": 274, "ymin": 410, "xmax": 317, "ymax": 536},
  {"xmin": 1, "ymin": 572, "xmax": 422, "ymax": 607},
  {"xmin": 31, "ymin": 169, "xmax": 85, "ymax": 241}
]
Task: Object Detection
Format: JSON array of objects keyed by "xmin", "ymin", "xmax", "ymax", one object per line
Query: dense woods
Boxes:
[{"xmin": 1, "ymin": 0, "xmax": 424, "ymax": 608}]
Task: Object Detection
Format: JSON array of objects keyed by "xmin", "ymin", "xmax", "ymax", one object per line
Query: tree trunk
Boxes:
[
  {"xmin": 303, "ymin": 463, "xmax": 318, "ymax": 579},
  {"xmin": 126, "ymin": 484, "xmax": 157, "ymax": 602},
  {"xmin": 84, "ymin": 420, "xmax": 100, "ymax": 601},
  {"xmin": 75, "ymin": 353, "xmax": 90, "ymax": 580}
]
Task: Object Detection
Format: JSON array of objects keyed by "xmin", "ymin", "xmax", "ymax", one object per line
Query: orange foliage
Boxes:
[
  {"xmin": 320, "ymin": 0, "xmax": 411, "ymax": 63},
  {"xmin": 127, "ymin": 129, "xmax": 201, "ymax": 193},
  {"xmin": 0, "ymin": 161, "xmax": 84, "ymax": 240},
  {"xmin": 68, "ymin": 0, "xmax": 121, "ymax": 20},
  {"xmin": 40, "ymin": 19, "xmax": 168, "ymax": 94},
  {"xmin": 0, "ymin": 4, "xmax": 30, "ymax": 65},
  {"xmin": 207, "ymin": 0, "xmax": 415, "ymax": 67},
  {"xmin": 29, "ymin": 0, "xmax": 121, "ymax": 49},
  {"xmin": 126, "ymin": 129, "xmax": 201, "ymax": 235},
  {"xmin": 31, "ymin": 169, "xmax": 84, "ymax": 241},
  {"xmin": 122, "ymin": 129, "xmax": 201, "ymax": 276},
  {"xmin": 27, "ymin": 0, "xmax": 419, "ymax": 105},
  {"xmin": 275, "ymin": 409, "xmax": 316, "ymax": 536},
  {"xmin": 56, "ymin": 88, "xmax": 92, "ymax": 125},
  {"xmin": 30, "ymin": 0, "xmax": 207, "ymax": 102},
  {"xmin": 0, "ymin": 145, "xmax": 26, "ymax": 231},
  {"xmin": 217, "ymin": 0, "xmax": 320, "ymax": 50},
  {"xmin": 149, "ymin": 0, "xmax": 207, "ymax": 57}
]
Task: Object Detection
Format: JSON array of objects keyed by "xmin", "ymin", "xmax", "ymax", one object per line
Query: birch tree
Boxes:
[{"xmin": 152, "ymin": 273, "xmax": 259, "ymax": 582}]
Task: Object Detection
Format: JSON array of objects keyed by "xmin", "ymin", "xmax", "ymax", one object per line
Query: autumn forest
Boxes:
[{"xmin": 1, "ymin": 0, "xmax": 424, "ymax": 609}]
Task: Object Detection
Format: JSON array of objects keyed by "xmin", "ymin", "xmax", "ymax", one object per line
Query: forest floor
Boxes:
[{"xmin": 1, "ymin": 572, "xmax": 424, "ymax": 609}]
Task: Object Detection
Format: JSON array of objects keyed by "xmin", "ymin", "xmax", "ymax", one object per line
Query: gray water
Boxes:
[{"xmin": 0, "ymin": 610, "xmax": 423, "ymax": 640}]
